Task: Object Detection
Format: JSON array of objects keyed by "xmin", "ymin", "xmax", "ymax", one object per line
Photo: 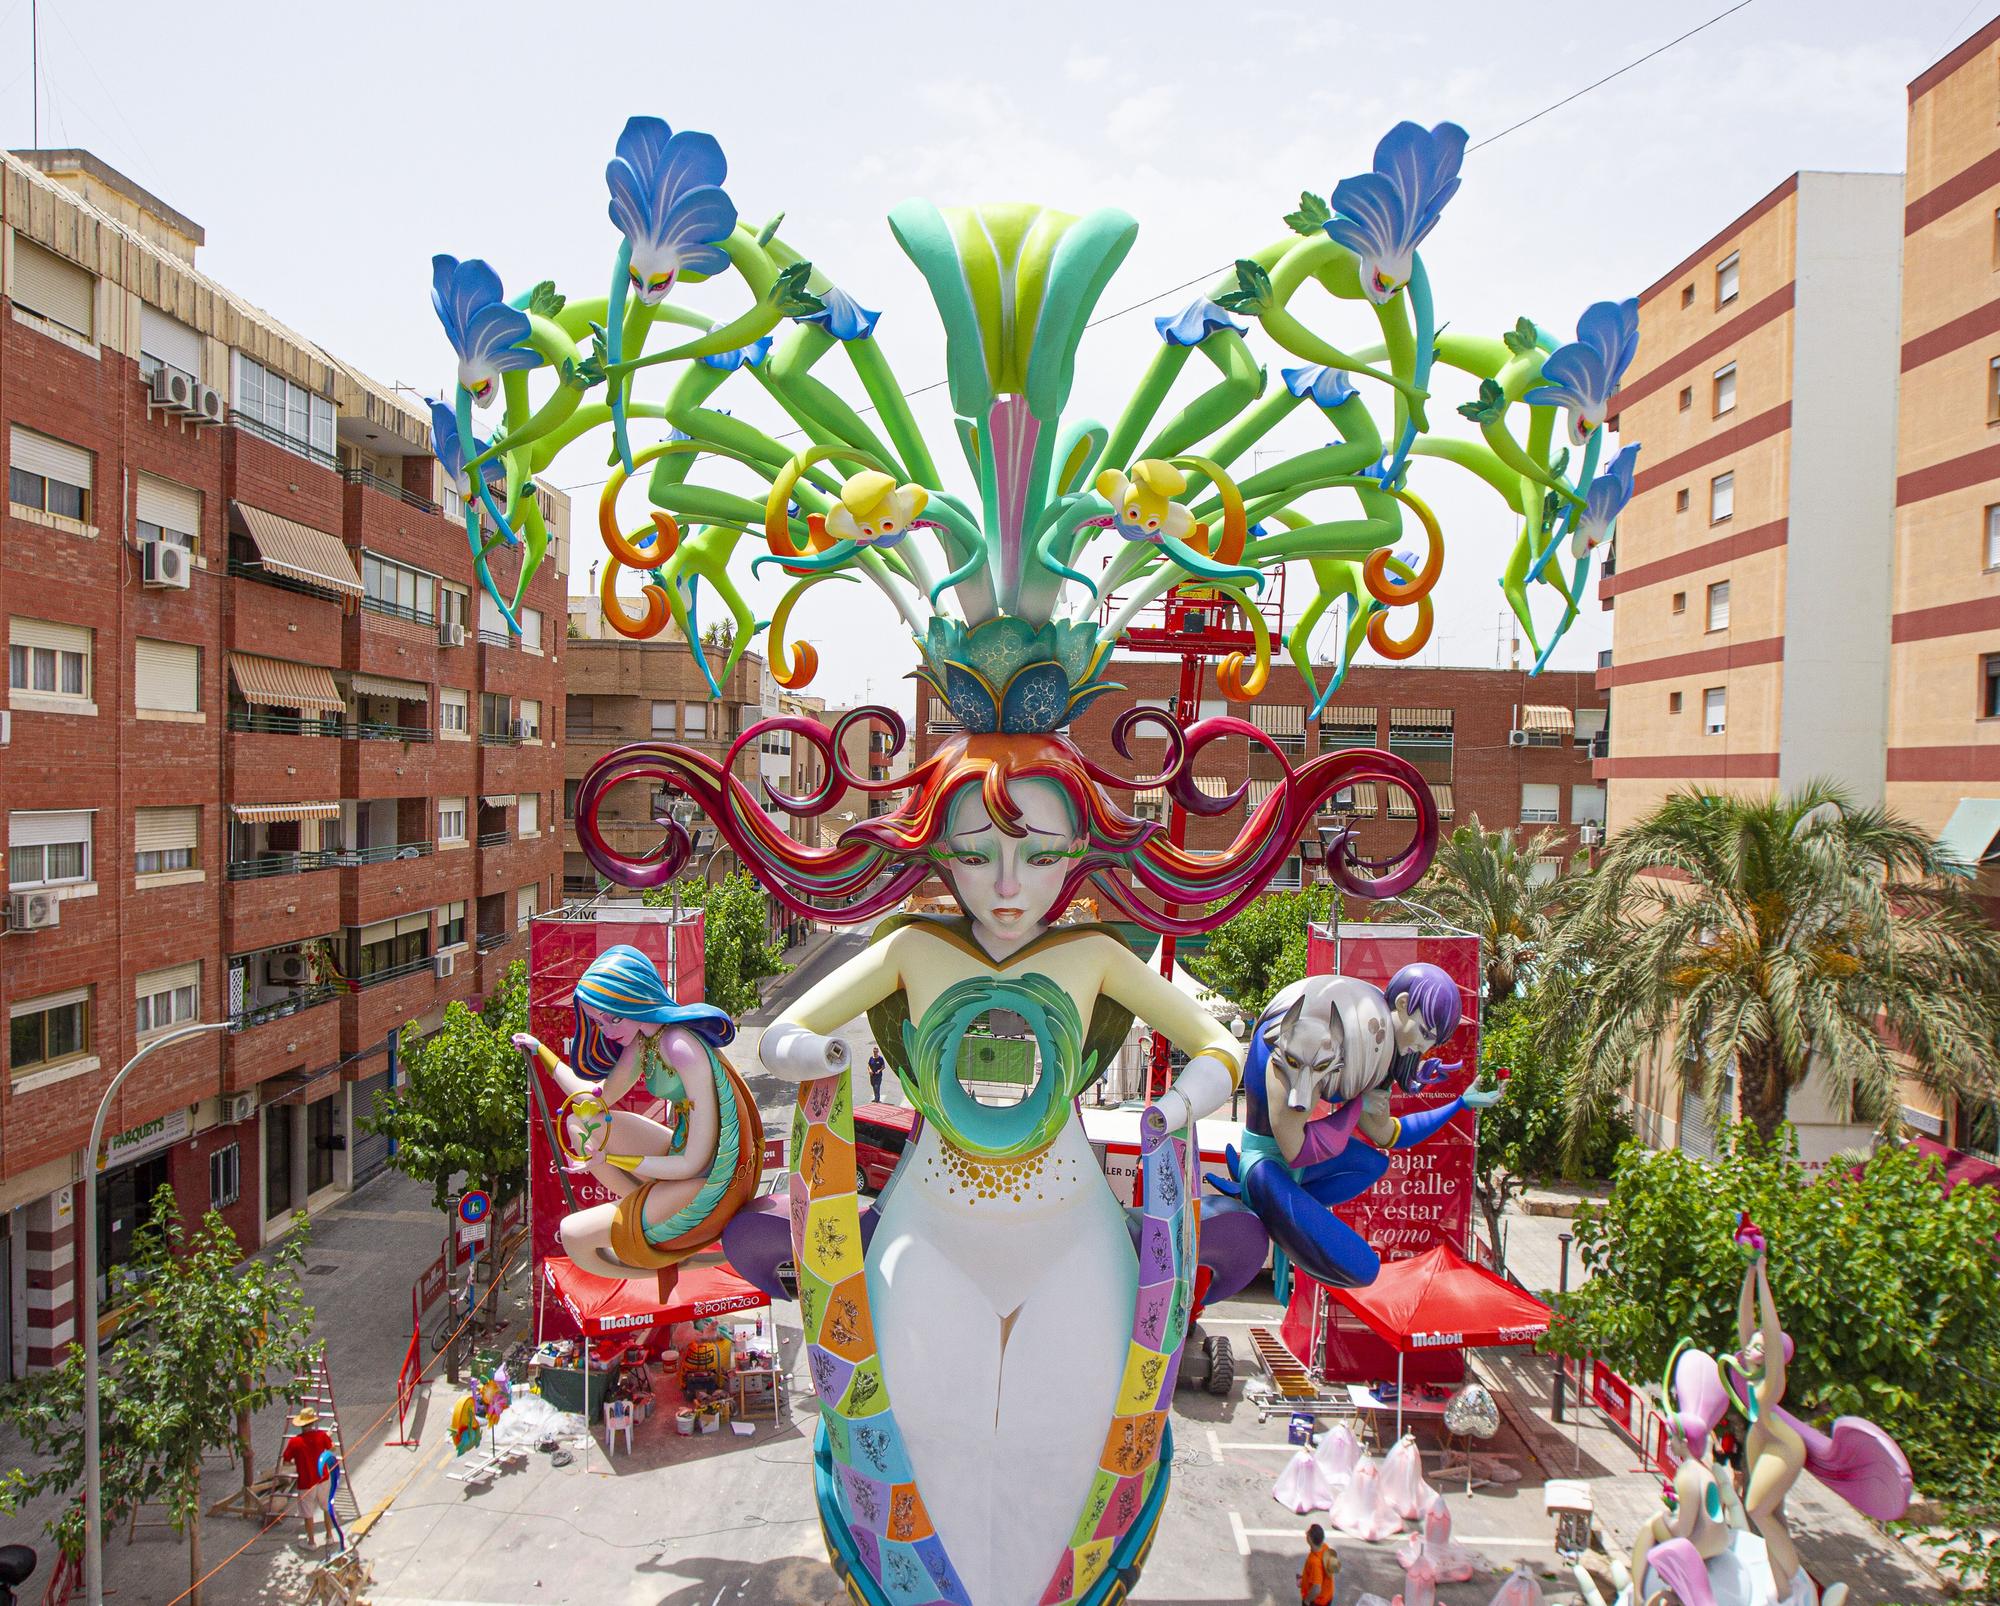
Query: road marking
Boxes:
[
  {"xmin": 1228, "ymin": 1510, "xmax": 1251, "ymax": 1557},
  {"xmin": 1214, "ymin": 1439, "xmax": 1297, "ymax": 1450},
  {"xmin": 1233, "ymin": 1525, "xmax": 1558, "ymax": 1550}
]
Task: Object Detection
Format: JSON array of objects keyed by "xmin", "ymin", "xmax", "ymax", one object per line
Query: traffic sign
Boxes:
[{"xmin": 458, "ymin": 1190, "xmax": 492, "ymax": 1226}]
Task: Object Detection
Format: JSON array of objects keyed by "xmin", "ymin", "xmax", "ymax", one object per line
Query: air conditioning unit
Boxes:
[
  {"xmin": 1507, "ymin": 729, "xmax": 1530, "ymax": 748},
  {"xmin": 434, "ymin": 951, "xmax": 456, "ymax": 979},
  {"xmin": 142, "ymin": 539, "xmax": 191, "ymax": 589},
  {"xmin": 439, "ymin": 620, "xmax": 468, "ymax": 648},
  {"xmin": 7, "ymin": 890, "xmax": 60, "ymax": 931},
  {"xmin": 219, "ymin": 1091, "xmax": 257, "ymax": 1124},
  {"xmin": 1578, "ymin": 824, "xmax": 1605, "ymax": 847},
  {"xmin": 266, "ymin": 952, "xmax": 311, "ymax": 985},
  {"xmin": 193, "ymin": 383, "xmax": 225, "ymax": 424},
  {"xmin": 512, "ymin": 718, "xmax": 531, "ymax": 740},
  {"xmin": 149, "ymin": 365, "xmax": 198, "ymax": 415}
]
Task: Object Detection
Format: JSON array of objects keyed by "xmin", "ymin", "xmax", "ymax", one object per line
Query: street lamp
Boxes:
[
  {"xmin": 82, "ymin": 1019, "xmax": 230, "ymax": 1606},
  {"xmin": 1552, "ymin": 1230, "xmax": 1574, "ymax": 1424}
]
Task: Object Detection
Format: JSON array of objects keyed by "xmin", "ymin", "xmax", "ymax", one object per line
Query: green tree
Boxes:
[
  {"xmin": 1471, "ymin": 999, "xmax": 1629, "ymax": 1266},
  {"xmin": 0, "ymin": 1190, "xmax": 319, "ymax": 1605},
  {"xmin": 1551, "ymin": 784, "xmax": 2000, "ymax": 1148},
  {"xmin": 642, "ymin": 870, "xmax": 787, "ymax": 1016},
  {"xmin": 1413, "ymin": 816, "xmax": 1570, "ymax": 1006},
  {"xmin": 1186, "ymin": 885, "xmax": 1335, "ymax": 1017},
  {"xmin": 1540, "ymin": 1125, "xmax": 2000, "ymax": 1594}
]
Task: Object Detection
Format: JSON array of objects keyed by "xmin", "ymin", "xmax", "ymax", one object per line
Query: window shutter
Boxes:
[
  {"xmin": 9, "ymin": 809, "xmax": 92, "ymax": 849},
  {"xmin": 135, "ymin": 475, "xmax": 200, "ymax": 539},
  {"xmin": 520, "ymin": 606, "xmax": 543, "ymax": 648},
  {"xmin": 12, "ymin": 240, "xmax": 94, "ymax": 337},
  {"xmin": 135, "ymin": 638, "xmax": 200, "ymax": 713},
  {"xmin": 134, "ymin": 806, "xmax": 198, "ymax": 854},
  {"xmin": 518, "ymin": 794, "xmax": 539, "ymax": 834},
  {"xmin": 519, "ymin": 885, "xmax": 538, "ymax": 921},
  {"xmin": 9, "ymin": 986, "xmax": 88, "ymax": 1019},
  {"xmin": 479, "ymin": 592, "xmax": 506, "ymax": 636},
  {"xmin": 9, "ymin": 428, "xmax": 92, "ymax": 490},
  {"xmin": 9, "ymin": 617, "xmax": 90, "ymax": 655},
  {"xmin": 395, "ymin": 912, "xmax": 431, "ymax": 938},
  {"xmin": 140, "ymin": 306, "xmax": 201, "ymax": 376},
  {"xmin": 137, "ymin": 961, "xmax": 201, "ymax": 998},
  {"xmin": 358, "ymin": 918, "xmax": 396, "ymax": 947}
]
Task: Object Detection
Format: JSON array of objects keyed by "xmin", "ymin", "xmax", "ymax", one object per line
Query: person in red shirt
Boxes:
[
  {"xmin": 1300, "ymin": 1523, "xmax": 1339, "ymax": 1605},
  {"xmin": 280, "ymin": 1409, "xmax": 334, "ymax": 1547}
]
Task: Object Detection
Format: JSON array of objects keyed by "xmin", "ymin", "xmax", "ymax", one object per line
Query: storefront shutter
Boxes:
[
  {"xmin": 134, "ymin": 638, "xmax": 199, "ymax": 713},
  {"xmin": 12, "ymin": 240, "xmax": 94, "ymax": 337},
  {"xmin": 350, "ymin": 1069, "xmax": 391, "ymax": 1182},
  {"xmin": 135, "ymin": 475, "xmax": 201, "ymax": 540},
  {"xmin": 133, "ymin": 806, "xmax": 198, "ymax": 854},
  {"xmin": 9, "ymin": 427, "xmax": 92, "ymax": 490}
]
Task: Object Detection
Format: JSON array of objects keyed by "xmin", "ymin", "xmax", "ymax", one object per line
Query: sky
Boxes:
[{"xmin": 4, "ymin": 0, "xmax": 1986, "ymax": 711}]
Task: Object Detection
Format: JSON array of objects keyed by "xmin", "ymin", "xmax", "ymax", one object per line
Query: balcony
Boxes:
[
  {"xmin": 340, "ymin": 465, "xmax": 440, "ymax": 516},
  {"xmin": 230, "ymin": 981, "xmax": 342, "ymax": 1032},
  {"xmin": 231, "ymin": 408, "xmax": 340, "ymax": 473},
  {"xmin": 225, "ymin": 710, "xmax": 430, "ymax": 743},
  {"xmin": 354, "ymin": 953, "xmax": 434, "ymax": 988},
  {"xmin": 359, "ymin": 595, "xmax": 437, "ymax": 630},
  {"xmin": 225, "ymin": 990, "xmax": 342, "ymax": 1092},
  {"xmin": 227, "ymin": 850, "xmax": 339, "ymax": 882},
  {"xmin": 476, "ymin": 929, "xmax": 512, "ymax": 954},
  {"xmin": 335, "ymin": 840, "xmax": 434, "ymax": 866},
  {"xmin": 479, "ymin": 728, "xmax": 521, "ymax": 747},
  {"xmin": 479, "ymin": 629, "xmax": 515, "ymax": 651},
  {"xmin": 476, "ymin": 829, "xmax": 509, "ymax": 849},
  {"xmin": 341, "ymin": 961, "xmax": 438, "ymax": 1051},
  {"xmin": 227, "ymin": 869, "xmax": 342, "ymax": 955}
]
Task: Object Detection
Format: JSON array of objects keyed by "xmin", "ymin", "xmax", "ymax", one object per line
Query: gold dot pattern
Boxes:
[{"xmin": 923, "ymin": 1139, "xmax": 1073, "ymax": 1203}]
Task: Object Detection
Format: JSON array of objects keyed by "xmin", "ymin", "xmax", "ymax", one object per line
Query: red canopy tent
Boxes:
[
  {"xmin": 1328, "ymin": 1243, "xmax": 1553, "ymax": 1437},
  {"xmin": 542, "ymin": 1255, "xmax": 768, "ymax": 1338}
]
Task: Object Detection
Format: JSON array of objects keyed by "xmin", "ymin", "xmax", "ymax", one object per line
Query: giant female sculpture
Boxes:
[{"xmin": 432, "ymin": 110, "xmax": 1641, "ymax": 1605}]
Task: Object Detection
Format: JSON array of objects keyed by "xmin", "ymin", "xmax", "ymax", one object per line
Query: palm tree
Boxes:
[
  {"xmin": 1415, "ymin": 815, "xmax": 1572, "ymax": 1006},
  {"xmin": 1550, "ymin": 783, "xmax": 2000, "ymax": 1151}
]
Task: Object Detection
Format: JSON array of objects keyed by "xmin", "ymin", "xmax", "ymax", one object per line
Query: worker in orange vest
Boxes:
[{"xmin": 1300, "ymin": 1523, "xmax": 1339, "ymax": 1605}]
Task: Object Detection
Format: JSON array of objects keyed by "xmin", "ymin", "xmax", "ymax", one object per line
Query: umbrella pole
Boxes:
[
  {"xmin": 584, "ymin": 1332, "xmax": 591, "ymax": 1432},
  {"xmin": 1396, "ymin": 1351, "xmax": 1405, "ymax": 1442}
]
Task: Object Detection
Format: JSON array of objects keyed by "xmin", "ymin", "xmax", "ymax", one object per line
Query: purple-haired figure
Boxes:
[{"xmin": 1383, "ymin": 962, "xmax": 1465, "ymax": 1092}]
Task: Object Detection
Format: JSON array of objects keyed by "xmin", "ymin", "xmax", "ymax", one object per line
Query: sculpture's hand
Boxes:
[
  {"xmin": 759, "ymin": 1021, "xmax": 850, "ymax": 1081},
  {"xmin": 1461, "ymin": 1083, "xmax": 1504, "ymax": 1110},
  {"xmin": 511, "ymin": 1032, "xmax": 540, "ymax": 1056}
]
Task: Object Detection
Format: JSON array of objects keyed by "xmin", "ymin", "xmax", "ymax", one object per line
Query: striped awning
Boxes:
[
  {"xmin": 230, "ymin": 503, "xmax": 362, "ymax": 598},
  {"xmin": 1249, "ymin": 704, "xmax": 1305, "ymax": 737},
  {"xmin": 480, "ymin": 794, "xmax": 513, "ymax": 809},
  {"xmin": 1389, "ymin": 707, "xmax": 1454, "ymax": 730},
  {"xmin": 1520, "ymin": 704, "xmax": 1573, "ymax": 735},
  {"xmin": 1429, "ymin": 783, "xmax": 1455, "ymax": 818},
  {"xmin": 1388, "ymin": 788, "xmax": 1420, "ymax": 819},
  {"xmin": 1321, "ymin": 783, "xmax": 1378, "ymax": 815},
  {"xmin": 1194, "ymin": 775, "xmax": 1231, "ymax": 798},
  {"xmin": 1135, "ymin": 787, "xmax": 1167, "ymax": 806},
  {"xmin": 1246, "ymin": 779, "xmax": 1279, "ymax": 806},
  {"xmin": 228, "ymin": 652, "xmax": 343, "ymax": 715},
  {"xmin": 350, "ymin": 673, "xmax": 427, "ymax": 703},
  {"xmin": 1320, "ymin": 705, "xmax": 1377, "ymax": 731},
  {"xmin": 231, "ymin": 802, "xmax": 339, "ymax": 824}
]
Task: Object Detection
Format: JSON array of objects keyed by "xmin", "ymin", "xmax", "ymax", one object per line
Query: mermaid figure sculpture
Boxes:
[
  {"xmin": 1211, "ymin": 964, "xmax": 1499, "ymax": 1287},
  {"xmin": 511, "ymin": 945, "xmax": 762, "ymax": 1289},
  {"xmin": 1617, "ymin": 1347, "xmax": 1734, "ymax": 1606}
]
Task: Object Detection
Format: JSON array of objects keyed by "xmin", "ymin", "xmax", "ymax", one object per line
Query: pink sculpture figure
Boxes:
[
  {"xmin": 1397, "ymin": 1493, "xmax": 1480, "ymax": 1582},
  {"xmin": 1314, "ymin": 1422, "xmax": 1363, "ymax": 1490},
  {"xmin": 1378, "ymin": 1433, "xmax": 1439, "ymax": 1521},
  {"xmin": 1488, "ymin": 1563, "xmax": 1548, "ymax": 1606},
  {"xmin": 1332, "ymin": 1458, "xmax": 1402, "ymax": 1541},
  {"xmin": 1393, "ymin": 1552, "xmax": 1439, "ymax": 1606},
  {"xmin": 1274, "ymin": 1444, "xmax": 1336, "ymax": 1515}
]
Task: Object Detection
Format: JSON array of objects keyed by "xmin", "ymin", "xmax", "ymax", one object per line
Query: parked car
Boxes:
[{"xmin": 854, "ymin": 1101, "xmax": 918, "ymax": 1194}]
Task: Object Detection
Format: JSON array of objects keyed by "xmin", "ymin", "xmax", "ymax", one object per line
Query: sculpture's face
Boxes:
[
  {"xmin": 1736, "ymin": 1331, "xmax": 1767, "ymax": 1376},
  {"xmin": 937, "ymin": 779, "xmax": 1082, "ymax": 945},
  {"xmin": 586, "ymin": 1006, "xmax": 657, "ymax": 1046}
]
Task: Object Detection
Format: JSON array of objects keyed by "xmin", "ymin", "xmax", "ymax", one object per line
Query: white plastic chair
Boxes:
[{"xmin": 602, "ymin": 1398, "xmax": 634, "ymax": 1455}]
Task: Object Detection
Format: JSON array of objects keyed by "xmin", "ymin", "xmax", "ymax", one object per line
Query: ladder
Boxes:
[{"xmin": 288, "ymin": 1351, "xmax": 362, "ymax": 1526}]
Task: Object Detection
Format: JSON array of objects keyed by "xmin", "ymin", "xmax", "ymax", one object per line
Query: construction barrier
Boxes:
[{"xmin": 387, "ymin": 1320, "xmax": 423, "ymax": 1448}]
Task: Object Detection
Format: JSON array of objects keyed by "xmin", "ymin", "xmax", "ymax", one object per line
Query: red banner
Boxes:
[{"xmin": 526, "ymin": 909, "xmax": 706, "ymax": 1340}]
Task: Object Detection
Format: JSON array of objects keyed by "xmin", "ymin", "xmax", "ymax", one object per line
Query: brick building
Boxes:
[
  {"xmin": 0, "ymin": 150, "xmax": 566, "ymax": 1377},
  {"xmin": 912, "ymin": 659, "xmax": 1606, "ymax": 894}
]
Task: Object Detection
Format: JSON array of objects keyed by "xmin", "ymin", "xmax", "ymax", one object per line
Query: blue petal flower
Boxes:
[
  {"xmin": 1570, "ymin": 443, "xmax": 1641, "ymax": 557},
  {"xmin": 1154, "ymin": 297, "xmax": 1247, "ymax": 347},
  {"xmin": 427, "ymin": 401, "xmax": 505, "ymax": 493},
  {"xmin": 1525, "ymin": 298, "xmax": 1641, "ymax": 444},
  {"xmin": 1323, "ymin": 121, "xmax": 1468, "ymax": 304},
  {"xmin": 431, "ymin": 256, "xmax": 537, "ymax": 404},
  {"xmin": 1282, "ymin": 363, "xmax": 1359, "ymax": 410},
  {"xmin": 698, "ymin": 334, "xmax": 774, "ymax": 372},
  {"xmin": 604, "ymin": 116, "xmax": 737, "ymax": 300},
  {"xmin": 798, "ymin": 285, "xmax": 882, "ymax": 342}
]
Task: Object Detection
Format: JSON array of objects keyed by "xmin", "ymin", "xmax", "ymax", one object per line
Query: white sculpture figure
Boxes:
[
  {"xmin": 1379, "ymin": 1432, "xmax": 1440, "ymax": 1521},
  {"xmin": 1333, "ymin": 1457, "xmax": 1402, "ymax": 1541},
  {"xmin": 1397, "ymin": 1494, "xmax": 1481, "ymax": 1582}
]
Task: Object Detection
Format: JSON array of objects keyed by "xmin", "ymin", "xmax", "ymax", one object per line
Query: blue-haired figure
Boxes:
[
  {"xmin": 512, "ymin": 944, "xmax": 762, "ymax": 1292},
  {"xmin": 1210, "ymin": 972, "xmax": 1499, "ymax": 1288},
  {"xmin": 1383, "ymin": 961, "xmax": 1465, "ymax": 1093}
]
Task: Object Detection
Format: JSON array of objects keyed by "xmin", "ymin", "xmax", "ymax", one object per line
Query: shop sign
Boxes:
[{"xmin": 100, "ymin": 1107, "xmax": 190, "ymax": 1171}]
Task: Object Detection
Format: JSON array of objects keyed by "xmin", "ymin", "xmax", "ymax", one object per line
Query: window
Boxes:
[
  {"xmin": 307, "ymin": 1097, "xmax": 338, "ymax": 1195},
  {"xmin": 233, "ymin": 354, "xmax": 335, "ymax": 461},
  {"xmin": 1528, "ymin": 856, "xmax": 1562, "ymax": 887},
  {"xmin": 1669, "ymin": 691, "xmax": 1684, "ymax": 714},
  {"xmin": 518, "ymin": 884, "xmax": 539, "ymax": 929},
  {"xmin": 440, "ymin": 688, "xmax": 469, "ymax": 736},
  {"xmin": 1681, "ymin": 282, "xmax": 1696, "ymax": 309},
  {"xmin": 1671, "ymin": 591, "xmax": 1687, "ymax": 615},
  {"xmin": 518, "ymin": 793, "xmax": 540, "ymax": 837},
  {"xmin": 1678, "ymin": 386, "xmax": 1693, "ymax": 412},
  {"xmin": 1716, "ymin": 251, "xmax": 1739, "ymax": 307},
  {"xmin": 1573, "ymin": 707, "xmax": 1608, "ymax": 745},
  {"xmin": 1704, "ymin": 687, "xmax": 1727, "ymax": 734},
  {"xmin": 685, "ymin": 702, "xmax": 709, "ymax": 739},
  {"xmin": 140, "ymin": 306, "xmax": 200, "ymax": 382},
  {"xmin": 134, "ymin": 806, "xmax": 199, "ymax": 878},
  {"xmin": 9, "ymin": 428, "xmax": 92, "ymax": 522},
  {"xmin": 651, "ymin": 701, "xmax": 677, "ymax": 737},
  {"xmin": 266, "ymin": 1103, "xmax": 296, "ymax": 1217},
  {"xmin": 9, "ymin": 617, "xmax": 90, "ymax": 703},
  {"xmin": 1991, "ymin": 356, "xmax": 2000, "ymax": 424},
  {"xmin": 1520, "ymin": 783, "xmax": 1561, "ymax": 824},
  {"xmin": 438, "ymin": 798, "xmax": 467, "ymax": 843},
  {"xmin": 135, "ymin": 475, "xmax": 201, "ymax": 557},
  {"xmin": 10, "ymin": 990, "xmax": 89, "ymax": 1074},
  {"xmin": 1984, "ymin": 654, "xmax": 2000, "ymax": 719},
  {"xmin": 481, "ymin": 692, "xmax": 511, "ymax": 737},
  {"xmin": 209, "ymin": 1143, "xmax": 241, "ymax": 1210},
  {"xmin": 1993, "ymin": 208, "xmax": 2000, "ymax": 271},
  {"xmin": 1676, "ymin": 487, "xmax": 1691, "ymax": 513},
  {"xmin": 520, "ymin": 699, "xmax": 542, "ymax": 742},
  {"xmin": 439, "ymin": 900, "xmax": 467, "ymax": 950},
  {"xmin": 8, "ymin": 810, "xmax": 92, "ymax": 888},
  {"xmin": 1709, "ymin": 471, "xmax": 1734, "ymax": 523},
  {"xmin": 519, "ymin": 606, "xmax": 544, "ymax": 654},
  {"xmin": 354, "ymin": 913, "xmax": 430, "ymax": 981},
  {"xmin": 135, "ymin": 638, "xmax": 200, "ymax": 714},
  {"xmin": 1712, "ymin": 362, "xmax": 1736, "ymax": 416},
  {"xmin": 13, "ymin": 239, "xmax": 95, "ymax": 340},
  {"xmin": 1572, "ymin": 785, "xmax": 1608, "ymax": 826},
  {"xmin": 1706, "ymin": 580, "xmax": 1731, "ymax": 632},
  {"xmin": 360, "ymin": 553, "xmax": 437, "ymax": 623},
  {"xmin": 134, "ymin": 963, "xmax": 199, "ymax": 1037},
  {"xmin": 564, "ymin": 779, "xmax": 580, "ymax": 821},
  {"xmin": 1387, "ymin": 710, "xmax": 1454, "ymax": 780},
  {"xmin": 1987, "ymin": 505, "xmax": 2000, "ymax": 571},
  {"xmin": 441, "ymin": 585, "xmax": 469, "ymax": 632}
]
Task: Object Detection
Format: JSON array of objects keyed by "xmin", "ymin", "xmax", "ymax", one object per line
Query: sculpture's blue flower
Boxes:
[
  {"xmin": 427, "ymin": 401, "xmax": 505, "ymax": 495},
  {"xmin": 431, "ymin": 256, "xmax": 536, "ymax": 408},
  {"xmin": 1570, "ymin": 443, "xmax": 1640, "ymax": 558},
  {"xmin": 1282, "ymin": 363, "xmax": 1359, "ymax": 410},
  {"xmin": 1526, "ymin": 299, "xmax": 1641, "ymax": 444},
  {"xmin": 1154, "ymin": 297, "xmax": 1247, "ymax": 347},
  {"xmin": 697, "ymin": 335, "xmax": 774, "ymax": 372},
  {"xmin": 1324, "ymin": 121, "xmax": 1468, "ymax": 305},
  {"xmin": 797, "ymin": 285, "xmax": 881, "ymax": 342},
  {"xmin": 605, "ymin": 116, "xmax": 737, "ymax": 304}
]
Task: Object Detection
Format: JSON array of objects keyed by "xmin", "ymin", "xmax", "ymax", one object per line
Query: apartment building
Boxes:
[
  {"xmin": 1598, "ymin": 170, "xmax": 1905, "ymax": 831},
  {"xmin": 0, "ymin": 150, "xmax": 566, "ymax": 1377},
  {"xmin": 910, "ymin": 658, "xmax": 1606, "ymax": 898}
]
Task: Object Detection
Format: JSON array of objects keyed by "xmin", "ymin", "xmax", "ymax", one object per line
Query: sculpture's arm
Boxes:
[
  {"xmin": 759, "ymin": 931, "xmax": 902, "ymax": 1081},
  {"xmin": 1097, "ymin": 937, "xmax": 1242, "ymax": 1130}
]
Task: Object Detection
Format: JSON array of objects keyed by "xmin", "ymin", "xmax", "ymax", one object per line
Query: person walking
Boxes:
[
  {"xmin": 280, "ymin": 1407, "xmax": 334, "ymax": 1547},
  {"xmin": 867, "ymin": 1046, "xmax": 886, "ymax": 1104},
  {"xmin": 1299, "ymin": 1523, "xmax": 1339, "ymax": 1605}
]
